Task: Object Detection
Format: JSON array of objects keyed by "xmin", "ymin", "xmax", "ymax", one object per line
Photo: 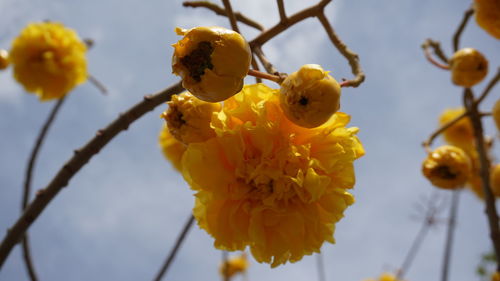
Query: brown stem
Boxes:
[
  {"xmin": 221, "ymin": 0, "xmax": 240, "ymax": 33},
  {"xmin": 247, "ymin": 69, "xmax": 282, "ymax": 84},
  {"xmin": 250, "ymin": 55, "xmax": 263, "ymax": 83},
  {"xmin": 422, "ymin": 111, "xmax": 469, "ymax": 151},
  {"xmin": 88, "ymin": 74, "xmax": 108, "ymax": 95},
  {"xmin": 250, "ymin": 0, "xmax": 331, "ymax": 47},
  {"xmin": 253, "ymin": 46, "xmax": 278, "ymax": 75},
  {"xmin": 440, "ymin": 189, "xmax": 461, "ymax": 281},
  {"xmin": 422, "ymin": 39, "xmax": 449, "ymax": 64},
  {"xmin": 182, "ymin": 1, "xmax": 264, "ymax": 31},
  {"xmin": 476, "ymin": 68, "xmax": 500, "ymax": 105},
  {"xmin": 465, "ymin": 88, "xmax": 500, "ymax": 271},
  {"xmin": 152, "ymin": 215, "xmax": 195, "ymax": 281},
  {"xmin": 452, "ymin": 8, "xmax": 474, "ymax": 52},
  {"xmin": 422, "ymin": 40, "xmax": 450, "ymax": 70},
  {"xmin": 21, "ymin": 97, "xmax": 67, "ymax": 281},
  {"xmin": 317, "ymin": 12, "xmax": 365, "ymax": 88},
  {"xmin": 0, "ymin": 82, "xmax": 184, "ymax": 269},
  {"xmin": 276, "ymin": 0, "xmax": 287, "ymax": 23}
]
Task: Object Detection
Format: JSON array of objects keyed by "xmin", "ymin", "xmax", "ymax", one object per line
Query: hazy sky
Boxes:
[{"xmin": 1, "ymin": 0, "xmax": 499, "ymax": 281}]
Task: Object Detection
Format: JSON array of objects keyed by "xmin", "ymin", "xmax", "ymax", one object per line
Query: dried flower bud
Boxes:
[
  {"xmin": 279, "ymin": 64, "xmax": 341, "ymax": 128},
  {"xmin": 172, "ymin": 26, "xmax": 252, "ymax": 102},
  {"xmin": 161, "ymin": 92, "xmax": 221, "ymax": 144},
  {"xmin": 449, "ymin": 48, "xmax": 488, "ymax": 88},
  {"xmin": 0, "ymin": 49, "xmax": 9, "ymax": 70},
  {"xmin": 474, "ymin": 0, "xmax": 500, "ymax": 39},
  {"xmin": 422, "ymin": 145, "xmax": 471, "ymax": 189}
]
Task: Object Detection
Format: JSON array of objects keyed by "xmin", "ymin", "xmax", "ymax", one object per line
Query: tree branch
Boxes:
[
  {"xmin": 476, "ymin": 68, "xmax": 500, "ymax": 105},
  {"xmin": 452, "ymin": 8, "xmax": 474, "ymax": 52},
  {"xmin": 0, "ymin": 82, "xmax": 184, "ymax": 269},
  {"xmin": 276, "ymin": 0, "xmax": 287, "ymax": 23},
  {"xmin": 422, "ymin": 39, "xmax": 450, "ymax": 70},
  {"xmin": 317, "ymin": 12, "xmax": 365, "ymax": 88},
  {"xmin": 221, "ymin": 0, "xmax": 240, "ymax": 33}
]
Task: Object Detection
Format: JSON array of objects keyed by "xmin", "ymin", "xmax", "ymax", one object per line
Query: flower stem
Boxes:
[{"xmin": 247, "ymin": 69, "xmax": 282, "ymax": 84}]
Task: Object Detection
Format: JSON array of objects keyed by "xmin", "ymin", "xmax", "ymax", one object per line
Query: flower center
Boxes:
[
  {"xmin": 165, "ymin": 105, "xmax": 186, "ymax": 129},
  {"xmin": 180, "ymin": 41, "xmax": 214, "ymax": 82},
  {"xmin": 433, "ymin": 165, "xmax": 457, "ymax": 180}
]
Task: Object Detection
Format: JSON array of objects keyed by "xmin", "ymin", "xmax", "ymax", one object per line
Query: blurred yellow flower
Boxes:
[
  {"xmin": 363, "ymin": 273, "xmax": 403, "ymax": 281},
  {"xmin": 10, "ymin": 22, "xmax": 87, "ymax": 101},
  {"xmin": 158, "ymin": 124, "xmax": 186, "ymax": 171},
  {"xmin": 219, "ymin": 253, "xmax": 249, "ymax": 280},
  {"xmin": 280, "ymin": 64, "xmax": 341, "ymax": 128},
  {"xmin": 183, "ymin": 84, "xmax": 364, "ymax": 267},
  {"xmin": 172, "ymin": 26, "xmax": 251, "ymax": 102},
  {"xmin": 449, "ymin": 48, "xmax": 488, "ymax": 88},
  {"xmin": 474, "ymin": 0, "xmax": 500, "ymax": 39},
  {"xmin": 439, "ymin": 107, "xmax": 474, "ymax": 151},
  {"xmin": 0, "ymin": 49, "xmax": 9, "ymax": 70},
  {"xmin": 161, "ymin": 91, "xmax": 221, "ymax": 144},
  {"xmin": 422, "ymin": 145, "xmax": 471, "ymax": 189},
  {"xmin": 492, "ymin": 271, "xmax": 500, "ymax": 281}
]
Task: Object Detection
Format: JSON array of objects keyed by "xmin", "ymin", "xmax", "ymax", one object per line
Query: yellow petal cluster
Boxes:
[
  {"xmin": 158, "ymin": 124, "xmax": 186, "ymax": 171},
  {"xmin": 280, "ymin": 64, "xmax": 341, "ymax": 128},
  {"xmin": 9, "ymin": 22, "xmax": 88, "ymax": 101},
  {"xmin": 363, "ymin": 273, "xmax": 403, "ymax": 281},
  {"xmin": 0, "ymin": 49, "xmax": 9, "ymax": 70},
  {"xmin": 474, "ymin": 0, "xmax": 500, "ymax": 39},
  {"xmin": 172, "ymin": 26, "xmax": 252, "ymax": 102},
  {"xmin": 219, "ymin": 253, "xmax": 249, "ymax": 280},
  {"xmin": 449, "ymin": 48, "xmax": 488, "ymax": 88},
  {"xmin": 182, "ymin": 83, "xmax": 364, "ymax": 267},
  {"xmin": 439, "ymin": 107, "xmax": 474, "ymax": 151},
  {"xmin": 161, "ymin": 91, "xmax": 221, "ymax": 144},
  {"xmin": 422, "ymin": 145, "xmax": 471, "ymax": 189}
]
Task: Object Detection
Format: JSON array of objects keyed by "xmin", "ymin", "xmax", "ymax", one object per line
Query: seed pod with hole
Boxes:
[{"xmin": 422, "ymin": 145, "xmax": 471, "ymax": 190}]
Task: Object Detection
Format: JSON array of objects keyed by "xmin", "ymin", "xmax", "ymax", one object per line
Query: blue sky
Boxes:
[{"xmin": 0, "ymin": 0, "xmax": 499, "ymax": 280}]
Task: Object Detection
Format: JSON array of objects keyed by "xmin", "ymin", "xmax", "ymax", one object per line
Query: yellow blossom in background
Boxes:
[
  {"xmin": 422, "ymin": 145, "xmax": 471, "ymax": 189},
  {"xmin": 219, "ymin": 253, "xmax": 249, "ymax": 280},
  {"xmin": 363, "ymin": 273, "xmax": 403, "ymax": 281},
  {"xmin": 280, "ymin": 64, "xmax": 341, "ymax": 128},
  {"xmin": 158, "ymin": 124, "xmax": 186, "ymax": 171},
  {"xmin": 474, "ymin": 0, "xmax": 500, "ymax": 39},
  {"xmin": 172, "ymin": 26, "xmax": 252, "ymax": 102},
  {"xmin": 0, "ymin": 49, "xmax": 9, "ymax": 70},
  {"xmin": 492, "ymin": 271, "xmax": 500, "ymax": 281},
  {"xmin": 182, "ymin": 83, "xmax": 364, "ymax": 267},
  {"xmin": 162, "ymin": 91, "xmax": 221, "ymax": 144},
  {"xmin": 439, "ymin": 107, "xmax": 474, "ymax": 151},
  {"xmin": 9, "ymin": 22, "xmax": 88, "ymax": 101}
]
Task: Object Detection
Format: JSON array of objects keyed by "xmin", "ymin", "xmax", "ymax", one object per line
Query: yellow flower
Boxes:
[
  {"xmin": 439, "ymin": 107, "xmax": 474, "ymax": 151},
  {"xmin": 449, "ymin": 48, "xmax": 488, "ymax": 88},
  {"xmin": 219, "ymin": 253, "xmax": 249, "ymax": 280},
  {"xmin": 183, "ymin": 84, "xmax": 364, "ymax": 267},
  {"xmin": 9, "ymin": 22, "xmax": 88, "ymax": 101},
  {"xmin": 158, "ymin": 124, "xmax": 186, "ymax": 171},
  {"xmin": 172, "ymin": 26, "xmax": 252, "ymax": 102},
  {"xmin": 0, "ymin": 49, "xmax": 9, "ymax": 70},
  {"xmin": 280, "ymin": 64, "xmax": 341, "ymax": 128},
  {"xmin": 422, "ymin": 145, "xmax": 471, "ymax": 189},
  {"xmin": 493, "ymin": 99, "xmax": 500, "ymax": 132},
  {"xmin": 363, "ymin": 273, "xmax": 403, "ymax": 281},
  {"xmin": 474, "ymin": 0, "xmax": 500, "ymax": 39},
  {"xmin": 492, "ymin": 271, "xmax": 500, "ymax": 281},
  {"xmin": 161, "ymin": 91, "xmax": 221, "ymax": 144}
]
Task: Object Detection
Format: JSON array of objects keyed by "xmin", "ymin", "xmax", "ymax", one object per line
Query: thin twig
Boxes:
[
  {"xmin": 221, "ymin": 0, "xmax": 240, "ymax": 33},
  {"xmin": 316, "ymin": 253, "xmax": 326, "ymax": 281},
  {"xmin": 183, "ymin": 1, "xmax": 265, "ymax": 31},
  {"xmin": 88, "ymin": 74, "xmax": 108, "ymax": 95},
  {"xmin": 250, "ymin": 55, "xmax": 263, "ymax": 83},
  {"xmin": 422, "ymin": 39, "xmax": 449, "ymax": 64},
  {"xmin": 441, "ymin": 189, "xmax": 461, "ymax": 281},
  {"xmin": 452, "ymin": 8, "xmax": 474, "ymax": 52},
  {"xmin": 247, "ymin": 69, "xmax": 282, "ymax": 84},
  {"xmin": 422, "ymin": 40, "xmax": 450, "ymax": 70},
  {"xmin": 152, "ymin": 215, "xmax": 195, "ymax": 281},
  {"xmin": 21, "ymin": 96, "xmax": 67, "ymax": 281},
  {"xmin": 465, "ymin": 88, "xmax": 500, "ymax": 271},
  {"xmin": 253, "ymin": 46, "xmax": 278, "ymax": 75},
  {"xmin": 0, "ymin": 82, "xmax": 184, "ymax": 269},
  {"xmin": 317, "ymin": 12, "xmax": 365, "ymax": 88},
  {"xmin": 422, "ymin": 111, "xmax": 469, "ymax": 152},
  {"xmin": 476, "ymin": 68, "xmax": 500, "ymax": 105},
  {"xmin": 277, "ymin": 0, "xmax": 287, "ymax": 23}
]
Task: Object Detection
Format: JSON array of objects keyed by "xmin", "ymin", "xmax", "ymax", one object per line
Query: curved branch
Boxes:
[
  {"xmin": 21, "ymin": 96, "xmax": 67, "ymax": 281},
  {"xmin": 0, "ymin": 82, "xmax": 184, "ymax": 269},
  {"xmin": 422, "ymin": 39, "xmax": 450, "ymax": 70},
  {"xmin": 422, "ymin": 111, "xmax": 469, "ymax": 151},
  {"xmin": 476, "ymin": 67, "xmax": 500, "ymax": 105},
  {"xmin": 452, "ymin": 8, "xmax": 474, "ymax": 52},
  {"xmin": 317, "ymin": 12, "xmax": 365, "ymax": 88},
  {"xmin": 221, "ymin": 0, "xmax": 240, "ymax": 33}
]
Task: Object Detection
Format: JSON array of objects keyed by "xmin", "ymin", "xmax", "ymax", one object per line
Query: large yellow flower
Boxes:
[
  {"xmin": 182, "ymin": 84, "xmax": 364, "ymax": 267},
  {"xmin": 158, "ymin": 124, "xmax": 186, "ymax": 172},
  {"xmin": 439, "ymin": 107, "xmax": 474, "ymax": 151},
  {"xmin": 10, "ymin": 22, "xmax": 88, "ymax": 101}
]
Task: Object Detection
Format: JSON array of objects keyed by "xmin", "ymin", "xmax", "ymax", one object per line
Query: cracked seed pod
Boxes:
[
  {"xmin": 449, "ymin": 48, "xmax": 488, "ymax": 88},
  {"xmin": 0, "ymin": 49, "xmax": 9, "ymax": 70},
  {"xmin": 474, "ymin": 0, "xmax": 500, "ymax": 39},
  {"xmin": 161, "ymin": 91, "xmax": 221, "ymax": 144},
  {"xmin": 279, "ymin": 64, "xmax": 341, "ymax": 128},
  {"xmin": 172, "ymin": 26, "xmax": 252, "ymax": 102},
  {"xmin": 422, "ymin": 145, "xmax": 471, "ymax": 189}
]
